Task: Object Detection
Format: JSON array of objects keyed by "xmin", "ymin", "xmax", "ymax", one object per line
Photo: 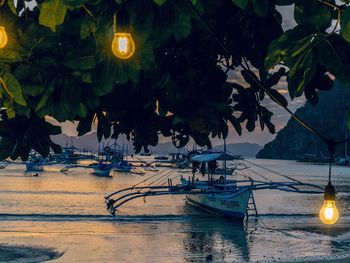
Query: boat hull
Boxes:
[
  {"xmin": 92, "ymin": 167, "xmax": 112, "ymax": 177},
  {"xmin": 113, "ymin": 167, "xmax": 131, "ymax": 173},
  {"xmin": 25, "ymin": 164, "xmax": 44, "ymax": 172},
  {"xmin": 186, "ymin": 187, "xmax": 251, "ymax": 221}
]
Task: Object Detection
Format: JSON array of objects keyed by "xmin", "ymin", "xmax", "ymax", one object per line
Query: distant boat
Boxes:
[
  {"xmin": 101, "ymin": 143, "xmax": 139, "ymax": 173},
  {"xmin": 336, "ymin": 128, "xmax": 350, "ymax": 166},
  {"xmin": 92, "ymin": 162, "xmax": 112, "ymax": 177},
  {"xmin": 57, "ymin": 146, "xmax": 92, "ymax": 163},
  {"xmin": 154, "ymin": 155, "xmax": 169, "ymax": 161},
  {"xmin": 140, "ymin": 152, "xmax": 152, "ymax": 156},
  {"xmin": 113, "ymin": 161, "xmax": 132, "ymax": 173},
  {"xmin": 25, "ymin": 155, "xmax": 45, "ymax": 172},
  {"xmin": 0, "ymin": 161, "xmax": 8, "ymax": 169},
  {"xmin": 297, "ymin": 153, "xmax": 331, "ymax": 163},
  {"xmin": 336, "ymin": 157, "xmax": 350, "ymax": 166},
  {"xmin": 112, "ymin": 161, "xmax": 145, "ymax": 175}
]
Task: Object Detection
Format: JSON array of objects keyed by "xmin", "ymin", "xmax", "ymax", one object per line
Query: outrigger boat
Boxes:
[
  {"xmin": 91, "ymin": 162, "xmax": 112, "ymax": 177},
  {"xmin": 105, "ymin": 146, "xmax": 324, "ymax": 221},
  {"xmin": 0, "ymin": 161, "xmax": 8, "ymax": 169},
  {"xmin": 25, "ymin": 154, "xmax": 45, "ymax": 172}
]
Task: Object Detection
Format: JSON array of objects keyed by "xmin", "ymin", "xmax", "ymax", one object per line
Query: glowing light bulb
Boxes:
[
  {"xmin": 319, "ymin": 182, "xmax": 339, "ymax": 225},
  {"xmin": 0, "ymin": 26, "xmax": 8, "ymax": 49},
  {"xmin": 319, "ymin": 200, "xmax": 339, "ymax": 225},
  {"xmin": 111, "ymin": 33, "xmax": 135, "ymax": 60}
]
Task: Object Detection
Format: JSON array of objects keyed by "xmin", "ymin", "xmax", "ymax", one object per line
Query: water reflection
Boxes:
[{"xmin": 183, "ymin": 206, "xmax": 249, "ymax": 262}]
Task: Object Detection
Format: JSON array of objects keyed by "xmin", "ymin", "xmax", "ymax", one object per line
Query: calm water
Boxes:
[{"xmin": 0, "ymin": 159, "xmax": 349, "ymax": 262}]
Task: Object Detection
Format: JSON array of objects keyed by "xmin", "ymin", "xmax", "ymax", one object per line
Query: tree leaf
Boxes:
[
  {"xmin": 80, "ymin": 19, "xmax": 91, "ymax": 39},
  {"xmin": 341, "ymin": 7, "xmax": 350, "ymax": 43},
  {"xmin": 64, "ymin": 0, "xmax": 88, "ymax": 8},
  {"xmin": 173, "ymin": 14, "xmax": 191, "ymax": 41},
  {"xmin": 1, "ymin": 73, "xmax": 27, "ymax": 106},
  {"xmin": 231, "ymin": 0, "xmax": 248, "ymax": 9},
  {"xmin": 0, "ymin": 138, "xmax": 16, "ymax": 161},
  {"xmin": 268, "ymin": 88, "xmax": 288, "ymax": 107},
  {"xmin": 0, "ymin": 49, "xmax": 22, "ymax": 63},
  {"xmin": 317, "ymin": 35, "xmax": 350, "ymax": 85},
  {"xmin": 153, "ymin": 0, "xmax": 166, "ymax": 6},
  {"xmin": 35, "ymin": 81, "xmax": 55, "ymax": 112},
  {"xmin": 77, "ymin": 103, "xmax": 87, "ymax": 118},
  {"xmin": 275, "ymin": 0, "xmax": 295, "ymax": 5},
  {"xmin": 228, "ymin": 115, "xmax": 242, "ymax": 135},
  {"xmin": 93, "ymin": 65, "xmax": 115, "ymax": 96},
  {"xmin": 287, "ymin": 49, "xmax": 317, "ymax": 99},
  {"xmin": 265, "ymin": 25, "xmax": 315, "ymax": 70},
  {"xmin": 252, "ymin": 0, "xmax": 271, "ymax": 17},
  {"xmin": 77, "ymin": 112, "xmax": 94, "ymax": 136},
  {"xmin": 294, "ymin": 0, "xmax": 332, "ymax": 32},
  {"xmin": 39, "ymin": 0, "xmax": 67, "ymax": 32},
  {"xmin": 64, "ymin": 55, "xmax": 96, "ymax": 70}
]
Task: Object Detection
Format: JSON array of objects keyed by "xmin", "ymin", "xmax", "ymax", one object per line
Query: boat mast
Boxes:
[
  {"xmin": 346, "ymin": 127, "xmax": 348, "ymax": 158},
  {"xmin": 224, "ymin": 138, "xmax": 227, "ymax": 190}
]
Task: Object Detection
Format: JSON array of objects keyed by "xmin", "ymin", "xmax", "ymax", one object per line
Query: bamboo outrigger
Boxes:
[{"xmin": 105, "ymin": 150, "xmax": 324, "ymax": 221}]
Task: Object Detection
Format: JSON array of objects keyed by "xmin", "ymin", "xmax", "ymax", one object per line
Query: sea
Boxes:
[{"xmin": 0, "ymin": 158, "xmax": 349, "ymax": 263}]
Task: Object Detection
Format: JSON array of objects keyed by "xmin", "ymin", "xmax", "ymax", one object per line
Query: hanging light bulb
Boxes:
[
  {"xmin": 319, "ymin": 182, "xmax": 339, "ymax": 225},
  {"xmin": 0, "ymin": 26, "xmax": 8, "ymax": 49},
  {"xmin": 111, "ymin": 14, "xmax": 135, "ymax": 60},
  {"xmin": 111, "ymin": 33, "xmax": 135, "ymax": 59}
]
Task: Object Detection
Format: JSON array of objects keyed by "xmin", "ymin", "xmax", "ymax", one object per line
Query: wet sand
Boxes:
[
  {"xmin": 0, "ymin": 160, "xmax": 349, "ymax": 262},
  {"xmin": 1, "ymin": 243, "xmax": 349, "ymax": 263},
  {"xmin": 0, "ymin": 244, "xmax": 62, "ymax": 262}
]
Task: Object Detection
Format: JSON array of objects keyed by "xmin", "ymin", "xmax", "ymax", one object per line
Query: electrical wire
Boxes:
[{"xmin": 184, "ymin": 0, "xmax": 349, "ymax": 156}]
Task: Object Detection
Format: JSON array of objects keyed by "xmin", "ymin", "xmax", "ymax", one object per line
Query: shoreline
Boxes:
[{"xmin": 257, "ymin": 251, "xmax": 350, "ymax": 263}]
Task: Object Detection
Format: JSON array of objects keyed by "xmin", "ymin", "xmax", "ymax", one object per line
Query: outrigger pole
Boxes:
[{"xmin": 105, "ymin": 176, "xmax": 324, "ymax": 216}]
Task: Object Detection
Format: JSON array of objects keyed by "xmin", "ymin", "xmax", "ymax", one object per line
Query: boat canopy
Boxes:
[
  {"xmin": 191, "ymin": 153, "xmax": 222, "ymax": 162},
  {"xmin": 190, "ymin": 152, "xmax": 237, "ymax": 163}
]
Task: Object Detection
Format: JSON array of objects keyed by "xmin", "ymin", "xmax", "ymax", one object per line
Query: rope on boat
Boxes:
[
  {"xmin": 244, "ymin": 159, "xmax": 304, "ymax": 184},
  {"xmin": 146, "ymin": 169, "xmax": 178, "ymax": 186},
  {"xmin": 131, "ymin": 169, "xmax": 170, "ymax": 188},
  {"xmin": 238, "ymin": 168, "xmax": 273, "ymax": 183},
  {"xmin": 159, "ymin": 173, "xmax": 182, "ymax": 186}
]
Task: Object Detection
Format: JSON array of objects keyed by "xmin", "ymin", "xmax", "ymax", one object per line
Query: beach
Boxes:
[{"xmin": 0, "ymin": 159, "xmax": 349, "ymax": 262}]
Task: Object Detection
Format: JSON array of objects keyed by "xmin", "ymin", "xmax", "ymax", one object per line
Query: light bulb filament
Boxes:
[
  {"xmin": 118, "ymin": 37, "xmax": 128, "ymax": 54},
  {"xmin": 324, "ymin": 207, "xmax": 333, "ymax": 220}
]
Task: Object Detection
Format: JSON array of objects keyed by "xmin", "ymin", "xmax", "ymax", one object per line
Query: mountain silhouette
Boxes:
[{"xmin": 257, "ymin": 82, "xmax": 350, "ymax": 159}]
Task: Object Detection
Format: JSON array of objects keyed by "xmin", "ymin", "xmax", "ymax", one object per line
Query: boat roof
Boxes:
[
  {"xmin": 190, "ymin": 152, "xmax": 236, "ymax": 162},
  {"xmin": 191, "ymin": 153, "xmax": 222, "ymax": 162}
]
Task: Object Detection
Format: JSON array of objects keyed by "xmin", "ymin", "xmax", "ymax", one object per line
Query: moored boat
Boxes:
[
  {"xmin": 186, "ymin": 185, "xmax": 251, "ymax": 220},
  {"xmin": 25, "ymin": 155, "xmax": 45, "ymax": 172},
  {"xmin": 105, "ymin": 141, "xmax": 324, "ymax": 220},
  {"xmin": 25, "ymin": 163, "xmax": 44, "ymax": 172},
  {"xmin": 91, "ymin": 162, "xmax": 112, "ymax": 177},
  {"xmin": 0, "ymin": 161, "xmax": 8, "ymax": 169},
  {"xmin": 112, "ymin": 160, "xmax": 132, "ymax": 172}
]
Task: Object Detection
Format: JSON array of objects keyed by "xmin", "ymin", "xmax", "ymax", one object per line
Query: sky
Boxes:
[{"xmin": 58, "ymin": 5, "xmax": 305, "ymax": 147}]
